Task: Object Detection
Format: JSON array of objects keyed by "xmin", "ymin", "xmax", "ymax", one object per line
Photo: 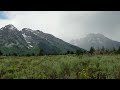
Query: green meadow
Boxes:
[{"xmin": 0, "ymin": 54, "xmax": 120, "ymax": 79}]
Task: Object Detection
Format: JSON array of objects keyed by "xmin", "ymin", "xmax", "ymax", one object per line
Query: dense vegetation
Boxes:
[
  {"xmin": 1, "ymin": 46, "xmax": 120, "ymax": 56},
  {"xmin": 0, "ymin": 46, "xmax": 120, "ymax": 79},
  {"xmin": 0, "ymin": 54, "xmax": 120, "ymax": 79}
]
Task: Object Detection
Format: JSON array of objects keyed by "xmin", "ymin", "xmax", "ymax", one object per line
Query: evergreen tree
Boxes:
[
  {"xmin": 96, "ymin": 47, "xmax": 100, "ymax": 55},
  {"xmin": 76, "ymin": 50, "xmax": 84, "ymax": 55},
  {"xmin": 31, "ymin": 53, "xmax": 35, "ymax": 56},
  {"xmin": 76, "ymin": 50, "xmax": 80, "ymax": 55},
  {"xmin": 112, "ymin": 47, "xmax": 116, "ymax": 54},
  {"xmin": 101, "ymin": 46, "xmax": 105, "ymax": 52},
  {"xmin": 70, "ymin": 51, "xmax": 74, "ymax": 54},
  {"xmin": 39, "ymin": 49, "xmax": 44, "ymax": 56},
  {"xmin": 101, "ymin": 46, "xmax": 105, "ymax": 54},
  {"xmin": 13, "ymin": 53, "xmax": 17, "ymax": 56},
  {"xmin": 67, "ymin": 50, "xmax": 70, "ymax": 54},
  {"xmin": 8, "ymin": 53, "xmax": 11, "ymax": 56},
  {"xmin": 117, "ymin": 46, "xmax": 120, "ymax": 54},
  {"xmin": 113, "ymin": 47, "xmax": 116, "ymax": 51},
  {"xmin": 26, "ymin": 54, "xmax": 31, "ymax": 57},
  {"xmin": 0, "ymin": 50, "xmax": 2, "ymax": 56},
  {"xmin": 105, "ymin": 49, "xmax": 109, "ymax": 54},
  {"xmin": 89, "ymin": 47, "xmax": 95, "ymax": 55}
]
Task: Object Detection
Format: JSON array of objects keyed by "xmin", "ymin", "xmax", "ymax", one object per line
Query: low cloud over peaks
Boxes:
[{"xmin": 0, "ymin": 11, "xmax": 120, "ymax": 42}]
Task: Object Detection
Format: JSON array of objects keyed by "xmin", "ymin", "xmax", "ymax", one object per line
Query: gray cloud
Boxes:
[
  {"xmin": 59, "ymin": 11, "xmax": 120, "ymax": 42},
  {"xmin": 1, "ymin": 11, "xmax": 120, "ymax": 43}
]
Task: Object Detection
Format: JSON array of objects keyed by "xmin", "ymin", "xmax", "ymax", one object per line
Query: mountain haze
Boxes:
[{"xmin": 70, "ymin": 33, "xmax": 120, "ymax": 51}]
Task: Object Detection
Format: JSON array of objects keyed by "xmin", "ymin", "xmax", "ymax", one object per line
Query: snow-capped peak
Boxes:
[
  {"xmin": 22, "ymin": 28, "xmax": 34, "ymax": 32},
  {"xmin": 6, "ymin": 24, "xmax": 17, "ymax": 29},
  {"xmin": 1, "ymin": 24, "xmax": 18, "ymax": 31}
]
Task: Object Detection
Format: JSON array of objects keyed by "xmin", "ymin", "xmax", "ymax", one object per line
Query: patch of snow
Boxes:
[
  {"xmin": 1, "ymin": 28, "xmax": 3, "ymax": 30},
  {"xmin": 23, "ymin": 28, "xmax": 34, "ymax": 32},
  {"xmin": 1, "ymin": 25, "xmax": 17, "ymax": 31},
  {"xmin": 22, "ymin": 33, "xmax": 27, "ymax": 38},
  {"xmin": 9, "ymin": 25, "xmax": 16, "ymax": 30},
  {"xmin": 27, "ymin": 36, "xmax": 31, "ymax": 38},
  {"xmin": 29, "ymin": 44, "xmax": 33, "ymax": 47},
  {"xmin": 5, "ymin": 43, "xmax": 15, "ymax": 47},
  {"xmin": 25, "ymin": 38, "xmax": 31, "ymax": 44},
  {"xmin": 27, "ymin": 44, "xmax": 33, "ymax": 49},
  {"xmin": 24, "ymin": 38, "xmax": 27, "ymax": 42},
  {"xmin": 22, "ymin": 33, "xmax": 32, "ymax": 45},
  {"xmin": 34, "ymin": 32, "xmax": 38, "ymax": 36},
  {"xmin": 27, "ymin": 42, "xmax": 31, "ymax": 43},
  {"xmin": 22, "ymin": 34, "xmax": 29, "ymax": 43}
]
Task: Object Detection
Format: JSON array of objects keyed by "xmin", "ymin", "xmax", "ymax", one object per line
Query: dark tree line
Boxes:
[
  {"xmin": 0, "ymin": 50, "xmax": 2, "ymax": 56},
  {"xmin": 0, "ymin": 48, "xmax": 44, "ymax": 56},
  {"xmin": 88, "ymin": 46, "xmax": 120, "ymax": 55},
  {"xmin": 65, "ymin": 46, "xmax": 120, "ymax": 55},
  {"xmin": 0, "ymin": 46, "xmax": 120, "ymax": 56}
]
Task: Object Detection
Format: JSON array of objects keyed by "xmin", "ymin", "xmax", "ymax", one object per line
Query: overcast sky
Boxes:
[{"xmin": 0, "ymin": 11, "xmax": 120, "ymax": 42}]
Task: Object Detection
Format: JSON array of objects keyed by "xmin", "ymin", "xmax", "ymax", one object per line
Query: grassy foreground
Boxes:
[{"xmin": 0, "ymin": 54, "xmax": 120, "ymax": 79}]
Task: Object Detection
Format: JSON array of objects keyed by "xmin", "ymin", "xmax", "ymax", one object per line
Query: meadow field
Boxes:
[{"xmin": 0, "ymin": 54, "xmax": 120, "ymax": 79}]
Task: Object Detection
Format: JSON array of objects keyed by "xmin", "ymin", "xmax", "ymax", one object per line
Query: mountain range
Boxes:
[
  {"xmin": 0, "ymin": 24, "xmax": 84, "ymax": 55},
  {"xmin": 70, "ymin": 33, "xmax": 120, "ymax": 51}
]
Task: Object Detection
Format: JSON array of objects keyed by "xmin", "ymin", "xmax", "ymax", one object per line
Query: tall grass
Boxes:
[{"xmin": 0, "ymin": 54, "xmax": 120, "ymax": 79}]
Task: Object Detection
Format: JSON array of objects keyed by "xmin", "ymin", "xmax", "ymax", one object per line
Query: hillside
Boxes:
[
  {"xmin": 70, "ymin": 33, "xmax": 120, "ymax": 50},
  {"xmin": 0, "ymin": 24, "xmax": 84, "ymax": 55}
]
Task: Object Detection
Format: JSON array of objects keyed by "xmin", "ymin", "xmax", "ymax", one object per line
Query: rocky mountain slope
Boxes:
[
  {"xmin": 70, "ymin": 33, "xmax": 120, "ymax": 50},
  {"xmin": 0, "ymin": 24, "xmax": 84, "ymax": 55}
]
